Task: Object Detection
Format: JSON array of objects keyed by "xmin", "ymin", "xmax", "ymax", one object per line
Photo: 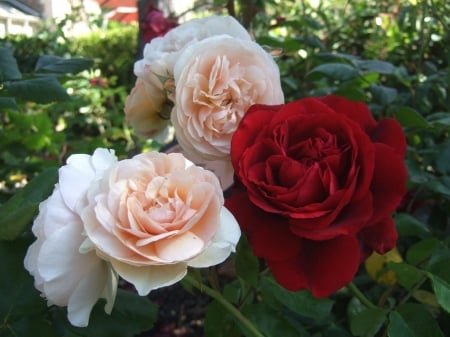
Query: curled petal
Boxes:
[{"xmin": 111, "ymin": 260, "xmax": 187, "ymax": 296}]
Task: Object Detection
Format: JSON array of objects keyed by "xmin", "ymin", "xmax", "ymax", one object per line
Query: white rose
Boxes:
[
  {"xmin": 79, "ymin": 151, "xmax": 241, "ymax": 296},
  {"xmin": 171, "ymin": 34, "xmax": 284, "ymax": 161},
  {"xmin": 24, "ymin": 149, "xmax": 118, "ymax": 327},
  {"xmin": 134, "ymin": 15, "xmax": 252, "ymax": 80}
]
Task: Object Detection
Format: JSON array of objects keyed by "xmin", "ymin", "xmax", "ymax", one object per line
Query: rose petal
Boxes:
[
  {"xmin": 370, "ymin": 118, "xmax": 407, "ymax": 156},
  {"xmin": 369, "ymin": 143, "xmax": 408, "ymax": 224},
  {"xmin": 67, "ymin": 261, "xmax": 110, "ymax": 327},
  {"xmin": 231, "ymin": 104, "xmax": 281, "ymax": 170},
  {"xmin": 111, "ymin": 260, "xmax": 188, "ymax": 296},
  {"xmin": 359, "ymin": 217, "xmax": 398, "ymax": 255},
  {"xmin": 188, "ymin": 207, "xmax": 241, "ymax": 267},
  {"xmin": 154, "ymin": 231, "xmax": 205, "ymax": 262},
  {"xmin": 320, "ymin": 95, "xmax": 377, "ymax": 132},
  {"xmin": 225, "ymin": 188, "xmax": 302, "ymax": 261}
]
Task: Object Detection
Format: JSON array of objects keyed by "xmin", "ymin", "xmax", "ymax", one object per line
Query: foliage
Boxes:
[{"xmin": 1, "ymin": 0, "xmax": 450, "ymax": 336}]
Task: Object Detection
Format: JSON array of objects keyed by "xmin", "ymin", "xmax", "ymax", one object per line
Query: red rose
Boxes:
[{"xmin": 226, "ymin": 95, "xmax": 407, "ymax": 297}]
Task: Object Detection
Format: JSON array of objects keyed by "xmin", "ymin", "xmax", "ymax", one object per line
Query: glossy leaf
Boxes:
[
  {"xmin": 394, "ymin": 213, "xmax": 431, "ymax": 238},
  {"xmin": 0, "ymin": 96, "xmax": 18, "ymax": 110},
  {"xmin": 4, "ymin": 77, "xmax": 70, "ymax": 103},
  {"xmin": 244, "ymin": 303, "xmax": 306, "ymax": 337},
  {"xmin": 0, "ymin": 167, "xmax": 58, "ymax": 240},
  {"xmin": 406, "ymin": 238, "xmax": 442, "ymax": 265},
  {"xmin": 394, "ymin": 106, "xmax": 429, "ymax": 128},
  {"xmin": 307, "ymin": 63, "xmax": 359, "ymax": 81},
  {"xmin": 356, "ymin": 60, "xmax": 395, "ymax": 74},
  {"xmin": 428, "ymin": 274, "xmax": 450, "ymax": 314},
  {"xmin": 386, "ymin": 262, "xmax": 424, "ymax": 290},
  {"xmin": 259, "ymin": 277, "xmax": 334, "ymax": 319},
  {"xmin": 235, "ymin": 234, "xmax": 260, "ymax": 286},
  {"xmin": 395, "ymin": 303, "xmax": 445, "ymax": 337},
  {"xmin": 350, "ymin": 307, "xmax": 388, "ymax": 337},
  {"xmin": 0, "ymin": 46, "xmax": 22, "ymax": 80},
  {"xmin": 35, "ymin": 55, "xmax": 94, "ymax": 74},
  {"xmin": 0, "ymin": 238, "xmax": 58, "ymax": 337},
  {"xmin": 388, "ymin": 311, "xmax": 416, "ymax": 337}
]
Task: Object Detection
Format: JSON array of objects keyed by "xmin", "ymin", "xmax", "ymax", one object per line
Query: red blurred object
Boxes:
[
  {"xmin": 141, "ymin": 3, "xmax": 178, "ymax": 42},
  {"xmin": 94, "ymin": 0, "xmax": 138, "ymax": 23},
  {"xmin": 96, "ymin": 0, "xmax": 136, "ymax": 8}
]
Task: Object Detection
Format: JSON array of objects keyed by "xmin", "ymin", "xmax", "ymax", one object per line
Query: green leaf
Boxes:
[
  {"xmin": 386, "ymin": 262, "xmax": 424, "ymax": 290},
  {"xmin": 435, "ymin": 141, "xmax": 450, "ymax": 174},
  {"xmin": 259, "ymin": 277, "xmax": 334, "ymax": 319},
  {"xmin": 0, "ymin": 46, "xmax": 22, "ymax": 80},
  {"xmin": 388, "ymin": 311, "xmax": 416, "ymax": 337},
  {"xmin": 356, "ymin": 60, "xmax": 395, "ymax": 74},
  {"xmin": 0, "ymin": 167, "xmax": 58, "ymax": 240},
  {"xmin": 235, "ymin": 234, "xmax": 260, "ymax": 286},
  {"xmin": 350, "ymin": 307, "xmax": 388, "ymax": 337},
  {"xmin": 396, "ymin": 303, "xmax": 445, "ymax": 337},
  {"xmin": 64, "ymin": 289, "xmax": 158, "ymax": 337},
  {"xmin": 0, "ymin": 97, "xmax": 18, "ymax": 110},
  {"xmin": 4, "ymin": 77, "xmax": 70, "ymax": 103},
  {"xmin": 426, "ymin": 176, "xmax": 450, "ymax": 197},
  {"xmin": 370, "ymin": 84, "xmax": 398, "ymax": 105},
  {"xmin": 35, "ymin": 55, "xmax": 94, "ymax": 74},
  {"xmin": 428, "ymin": 274, "xmax": 450, "ymax": 314},
  {"xmin": 244, "ymin": 303, "xmax": 306, "ymax": 337},
  {"xmin": 0, "ymin": 238, "xmax": 58, "ymax": 337},
  {"xmin": 426, "ymin": 112, "xmax": 450, "ymax": 126},
  {"xmin": 394, "ymin": 106, "xmax": 429, "ymax": 128},
  {"xmin": 406, "ymin": 238, "xmax": 442, "ymax": 265},
  {"xmin": 307, "ymin": 63, "xmax": 359, "ymax": 81},
  {"xmin": 394, "ymin": 213, "xmax": 431, "ymax": 238},
  {"xmin": 204, "ymin": 300, "xmax": 241, "ymax": 337}
]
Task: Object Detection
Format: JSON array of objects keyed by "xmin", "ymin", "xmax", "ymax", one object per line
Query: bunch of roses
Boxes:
[
  {"xmin": 125, "ymin": 14, "xmax": 407, "ymax": 298},
  {"xmin": 24, "ymin": 13, "xmax": 408, "ymax": 330},
  {"xmin": 24, "ymin": 149, "xmax": 240, "ymax": 327},
  {"xmin": 124, "ymin": 15, "xmax": 285, "ymax": 186}
]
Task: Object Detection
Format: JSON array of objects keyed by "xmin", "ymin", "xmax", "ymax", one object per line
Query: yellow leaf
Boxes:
[{"xmin": 365, "ymin": 247, "xmax": 403, "ymax": 285}]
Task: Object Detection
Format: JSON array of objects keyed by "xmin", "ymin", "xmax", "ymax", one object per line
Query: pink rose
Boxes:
[
  {"xmin": 171, "ymin": 35, "xmax": 284, "ymax": 161},
  {"xmin": 80, "ymin": 151, "xmax": 241, "ymax": 295},
  {"xmin": 134, "ymin": 15, "xmax": 252, "ymax": 80}
]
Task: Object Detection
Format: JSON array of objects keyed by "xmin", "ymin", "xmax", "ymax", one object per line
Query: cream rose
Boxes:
[
  {"xmin": 134, "ymin": 15, "xmax": 252, "ymax": 81},
  {"xmin": 124, "ymin": 77, "xmax": 173, "ymax": 143},
  {"xmin": 24, "ymin": 148, "xmax": 118, "ymax": 327},
  {"xmin": 171, "ymin": 35, "xmax": 285, "ymax": 161},
  {"xmin": 79, "ymin": 151, "xmax": 241, "ymax": 296}
]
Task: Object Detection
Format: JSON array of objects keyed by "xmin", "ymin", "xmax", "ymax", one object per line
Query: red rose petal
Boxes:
[
  {"xmin": 231, "ymin": 104, "xmax": 280, "ymax": 171},
  {"xmin": 267, "ymin": 255, "xmax": 308, "ymax": 291},
  {"xmin": 225, "ymin": 188, "xmax": 302, "ymax": 261},
  {"xmin": 320, "ymin": 95, "xmax": 377, "ymax": 132},
  {"xmin": 268, "ymin": 235, "xmax": 361, "ymax": 298},
  {"xmin": 304, "ymin": 235, "xmax": 361, "ymax": 297},
  {"xmin": 370, "ymin": 118, "xmax": 407, "ymax": 156},
  {"xmin": 359, "ymin": 216, "xmax": 398, "ymax": 255},
  {"xmin": 370, "ymin": 143, "xmax": 408, "ymax": 224},
  {"xmin": 289, "ymin": 192, "xmax": 372, "ymax": 239}
]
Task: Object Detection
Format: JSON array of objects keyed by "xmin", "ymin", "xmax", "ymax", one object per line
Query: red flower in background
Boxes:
[{"xmin": 226, "ymin": 95, "xmax": 407, "ymax": 297}]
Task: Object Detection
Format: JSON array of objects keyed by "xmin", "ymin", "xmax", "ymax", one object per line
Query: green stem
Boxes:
[
  {"xmin": 346, "ymin": 282, "xmax": 378, "ymax": 310},
  {"xmin": 184, "ymin": 273, "xmax": 265, "ymax": 337}
]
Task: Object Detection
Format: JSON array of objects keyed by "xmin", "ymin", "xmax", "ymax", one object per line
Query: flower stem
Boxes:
[
  {"xmin": 184, "ymin": 273, "xmax": 265, "ymax": 337},
  {"xmin": 346, "ymin": 282, "xmax": 378, "ymax": 309}
]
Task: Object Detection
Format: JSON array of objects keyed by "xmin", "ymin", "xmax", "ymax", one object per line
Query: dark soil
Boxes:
[{"xmin": 139, "ymin": 282, "xmax": 210, "ymax": 337}]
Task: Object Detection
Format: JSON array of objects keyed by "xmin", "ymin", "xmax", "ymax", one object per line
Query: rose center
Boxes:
[{"xmin": 192, "ymin": 56, "xmax": 253, "ymax": 134}]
